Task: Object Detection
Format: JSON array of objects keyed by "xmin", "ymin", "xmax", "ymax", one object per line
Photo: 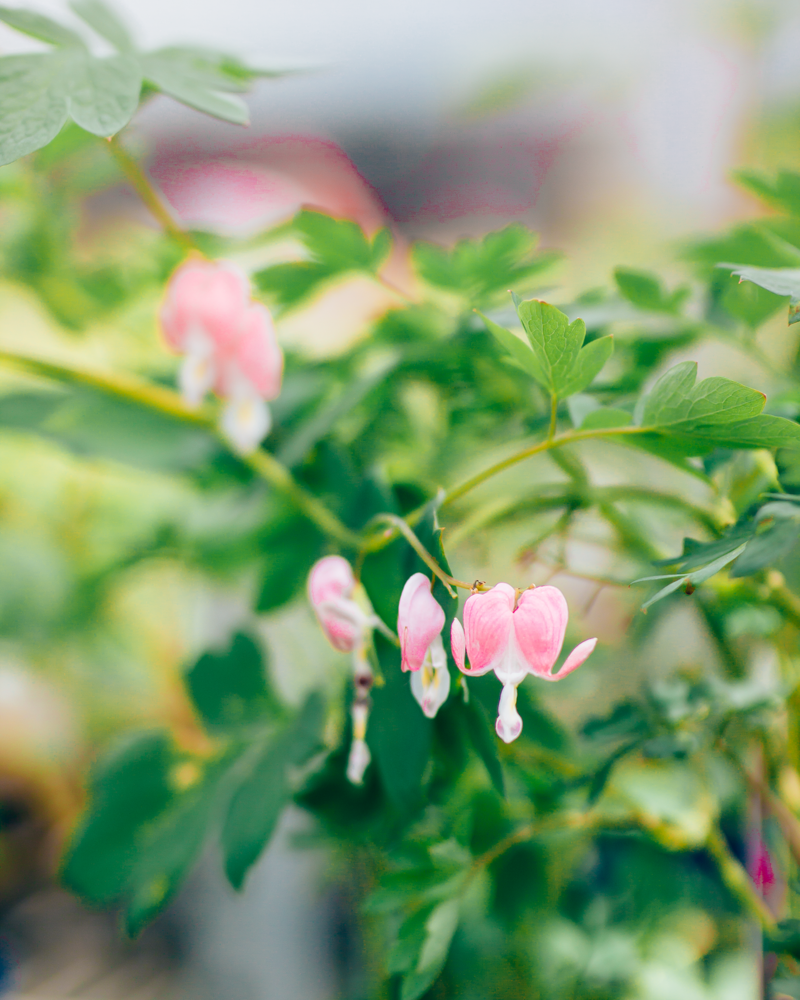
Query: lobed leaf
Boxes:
[
  {"xmin": 69, "ymin": 0, "xmax": 133, "ymax": 51},
  {"xmin": 515, "ymin": 298, "xmax": 585, "ymax": 395},
  {"xmin": 66, "ymin": 52, "xmax": 141, "ymax": 135},
  {"xmin": 0, "ymin": 5, "xmax": 84, "ymax": 46}
]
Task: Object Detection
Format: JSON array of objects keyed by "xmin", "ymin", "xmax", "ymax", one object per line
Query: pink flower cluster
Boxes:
[
  {"xmin": 160, "ymin": 259, "xmax": 283, "ymax": 454},
  {"xmin": 309, "ymin": 554, "xmax": 598, "ymax": 784}
]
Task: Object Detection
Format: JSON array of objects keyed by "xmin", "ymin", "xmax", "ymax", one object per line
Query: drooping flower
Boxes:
[
  {"xmin": 398, "ymin": 573, "xmax": 450, "ymax": 718},
  {"xmin": 451, "ymin": 583, "xmax": 596, "ymax": 743},
  {"xmin": 160, "ymin": 259, "xmax": 283, "ymax": 454},
  {"xmin": 308, "ymin": 555, "xmax": 373, "ymax": 653},
  {"xmin": 309, "ymin": 555, "xmax": 388, "ymax": 786}
]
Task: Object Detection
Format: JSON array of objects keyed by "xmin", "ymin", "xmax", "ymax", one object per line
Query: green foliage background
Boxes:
[{"xmin": 1, "ymin": 4, "xmax": 800, "ymax": 999}]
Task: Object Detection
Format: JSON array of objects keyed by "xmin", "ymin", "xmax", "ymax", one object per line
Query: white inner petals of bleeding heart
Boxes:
[
  {"xmin": 220, "ymin": 379, "xmax": 272, "ymax": 455},
  {"xmin": 179, "ymin": 328, "xmax": 217, "ymax": 407},
  {"xmin": 409, "ymin": 633, "xmax": 450, "ymax": 719},
  {"xmin": 496, "ymin": 683, "xmax": 523, "ymax": 743}
]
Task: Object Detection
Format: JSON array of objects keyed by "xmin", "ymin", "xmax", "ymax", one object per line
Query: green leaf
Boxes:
[
  {"xmin": 369, "ymin": 633, "xmax": 432, "ymax": 813},
  {"xmin": 141, "ymin": 49, "xmax": 249, "ymax": 124},
  {"xmin": 124, "ymin": 764, "xmax": 226, "ymax": 936},
  {"xmin": 636, "ymin": 362, "xmax": 764, "ymax": 429},
  {"xmin": 0, "ymin": 54, "xmax": 69, "ymax": 166},
  {"xmin": 514, "ymin": 298, "xmax": 586, "ymax": 396},
  {"xmin": 413, "ymin": 224, "xmax": 562, "ymax": 304},
  {"xmin": 294, "ymin": 210, "xmax": 374, "ymax": 270},
  {"xmin": 636, "ymin": 542, "xmax": 749, "ymax": 611},
  {"xmin": 61, "ymin": 731, "xmax": 175, "ymax": 905},
  {"xmin": 66, "ymin": 53, "xmax": 141, "ymax": 135},
  {"xmin": 186, "ymin": 633, "xmax": 276, "ymax": 732},
  {"xmin": 69, "ymin": 0, "xmax": 134, "ymax": 51},
  {"xmin": 222, "ymin": 691, "xmax": 325, "ymax": 890},
  {"xmin": 254, "ymin": 261, "xmax": 337, "ymax": 310},
  {"xmin": 580, "ymin": 407, "xmax": 632, "ymax": 430},
  {"xmin": 476, "ymin": 310, "xmax": 548, "ymax": 387},
  {"xmin": 614, "ymin": 267, "xmax": 689, "ymax": 314},
  {"xmin": 460, "ymin": 696, "xmax": 504, "ymax": 796},
  {"xmin": 370, "ymin": 227, "xmax": 393, "ymax": 270},
  {"xmin": 0, "ymin": 6, "xmax": 85, "ymax": 46},
  {"xmin": 400, "ymin": 898, "xmax": 460, "ymax": 1000},
  {"xmin": 721, "ymin": 263, "xmax": 800, "ymax": 324},
  {"xmin": 730, "ymin": 519, "xmax": 800, "ymax": 577},
  {"xmin": 558, "ymin": 335, "xmax": 614, "ymax": 398},
  {"xmin": 734, "ymin": 169, "xmax": 800, "ymax": 218}
]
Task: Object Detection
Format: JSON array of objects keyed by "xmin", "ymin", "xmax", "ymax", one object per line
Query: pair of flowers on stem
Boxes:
[{"xmin": 309, "ymin": 555, "xmax": 597, "ymax": 784}]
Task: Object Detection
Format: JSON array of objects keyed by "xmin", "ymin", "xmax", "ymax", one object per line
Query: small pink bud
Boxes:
[{"xmin": 308, "ymin": 556, "xmax": 368, "ymax": 653}]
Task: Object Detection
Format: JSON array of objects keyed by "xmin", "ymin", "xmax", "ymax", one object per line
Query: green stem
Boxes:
[
  {"xmin": 0, "ymin": 350, "xmax": 360, "ymax": 547},
  {"xmin": 548, "ymin": 394, "xmax": 558, "ymax": 441},
  {"xmin": 108, "ymin": 136, "xmax": 197, "ymax": 254},
  {"xmin": 364, "ymin": 514, "xmax": 472, "ymax": 596}
]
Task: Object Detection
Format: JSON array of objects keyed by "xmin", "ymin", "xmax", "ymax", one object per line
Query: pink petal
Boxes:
[
  {"xmin": 308, "ymin": 555, "xmax": 354, "ymax": 607},
  {"xmin": 234, "ymin": 304, "xmax": 284, "ymax": 400},
  {"xmin": 451, "ymin": 618, "xmax": 466, "ymax": 672},
  {"xmin": 160, "ymin": 259, "xmax": 250, "ymax": 354},
  {"xmin": 513, "ymin": 586, "xmax": 568, "ymax": 677},
  {"xmin": 397, "ymin": 573, "xmax": 445, "ymax": 672},
  {"xmin": 542, "ymin": 637, "xmax": 597, "ymax": 682},
  {"xmin": 462, "ymin": 583, "xmax": 515, "ymax": 675},
  {"xmin": 316, "ymin": 600, "xmax": 361, "ymax": 652}
]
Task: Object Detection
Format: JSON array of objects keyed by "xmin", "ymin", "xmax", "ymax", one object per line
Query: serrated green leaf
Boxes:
[
  {"xmin": 294, "ymin": 209, "xmax": 374, "ymax": 270},
  {"xmin": 141, "ymin": 49, "xmax": 249, "ymax": 124},
  {"xmin": 66, "ymin": 52, "xmax": 140, "ymax": 135},
  {"xmin": 514, "ymin": 298, "xmax": 585, "ymax": 395},
  {"xmin": 558, "ymin": 335, "xmax": 614, "ymax": 398},
  {"xmin": 476, "ymin": 310, "xmax": 548, "ymax": 387},
  {"xmin": 0, "ymin": 54, "xmax": 69, "ymax": 166},
  {"xmin": 69, "ymin": 0, "xmax": 133, "ymax": 51},
  {"xmin": 187, "ymin": 633, "xmax": 276, "ymax": 732},
  {"xmin": 0, "ymin": 6, "xmax": 85, "ymax": 46},
  {"xmin": 222, "ymin": 692, "xmax": 325, "ymax": 890},
  {"xmin": 636, "ymin": 362, "xmax": 765, "ymax": 430}
]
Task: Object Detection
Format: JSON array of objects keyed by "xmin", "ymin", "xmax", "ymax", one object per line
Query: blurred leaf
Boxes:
[
  {"xmin": 222, "ymin": 691, "xmax": 325, "ymax": 889},
  {"xmin": 0, "ymin": 6, "xmax": 85, "ymax": 46},
  {"xmin": 66, "ymin": 53, "xmax": 141, "ymax": 135},
  {"xmin": 721, "ymin": 263, "xmax": 800, "ymax": 324},
  {"xmin": 399, "ymin": 898, "xmax": 460, "ymax": 1000},
  {"xmin": 459, "ymin": 696, "xmax": 504, "ymax": 796},
  {"xmin": 614, "ymin": 267, "xmax": 689, "ymax": 314},
  {"xmin": 62, "ymin": 731, "xmax": 176, "ymax": 905},
  {"xmin": 187, "ymin": 632, "xmax": 277, "ymax": 732},
  {"xmin": 70, "ymin": 0, "xmax": 134, "ymax": 51},
  {"xmin": 730, "ymin": 518, "xmax": 800, "ymax": 577},
  {"xmin": 370, "ymin": 633, "xmax": 432, "ymax": 813},
  {"xmin": 140, "ymin": 48, "xmax": 250, "ymax": 124},
  {"xmin": 0, "ymin": 55, "xmax": 70, "ymax": 166},
  {"xmin": 734, "ymin": 168, "xmax": 800, "ymax": 218},
  {"xmin": 413, "ymin": 224, "xmax": 561, "ymax": 304},
  {"xmin": 255, "ymin": 511, "xmax": 325, "ymax": 614}
]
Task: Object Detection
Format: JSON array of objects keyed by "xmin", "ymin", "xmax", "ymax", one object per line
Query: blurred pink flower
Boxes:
[
  {"xmin": 160, "ymin": 259, "xmax": 283, "ymax": 453},
  {"xmin": 397, "ymin": 573, "xmax": 450, "ymax": 718},
  {"xmin": 308, "ymin": 556, "xmax": 371, "ymax": 654},
  {"xmin": 451, "ymin": 584, "xmax": 596, "ymax": 743}
]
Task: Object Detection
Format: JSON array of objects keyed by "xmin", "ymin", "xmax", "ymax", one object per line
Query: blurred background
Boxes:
[{"xmin": 0, "ymin": 0, "xmax": 799, "ymax": 996}]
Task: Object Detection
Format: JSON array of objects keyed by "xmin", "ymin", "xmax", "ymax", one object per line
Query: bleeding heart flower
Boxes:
[
  {"xmin": 160, "ymin": 259, "xmax": 283, "ymax": 454},
  {"xmin": 397, "ymin": 573, "xmax": 451, "ymax": 718},
  {"xmin": 346, "ymin": 701, "xmax": 371, "ymax": 785},
  {"xmin": 451, "ymin": 583, "xmax": 596, "ymax": 743},
  {"xmin": 308, "ymin": 555, "xmax": 370, "ymax": 653}
]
